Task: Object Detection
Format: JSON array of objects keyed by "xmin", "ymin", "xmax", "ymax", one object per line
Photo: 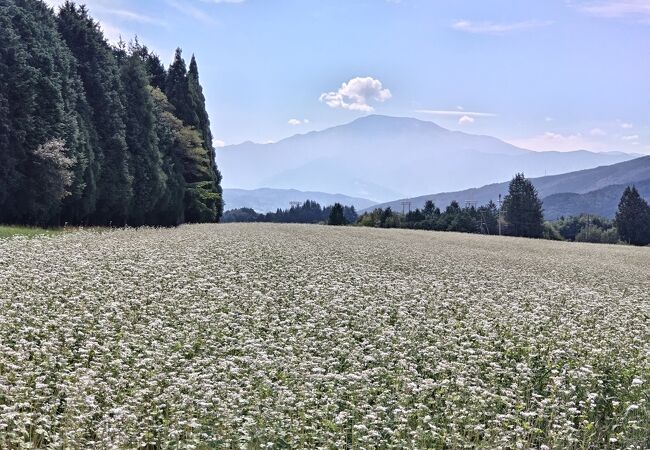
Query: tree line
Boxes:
[
  {"xmin": 222, "ymin": 174, "xmax": 650, "ymax": 246},
  {"xmin": 356, "ymin": 174, "xmax": 650, "ymax": 246},
  {"xmin": 0, "ymin": 0, "xmax": 223, "ymax": 227},
  {"xmin": 222, "ymin": 200, "xmax": 358, "ymax": 225}
]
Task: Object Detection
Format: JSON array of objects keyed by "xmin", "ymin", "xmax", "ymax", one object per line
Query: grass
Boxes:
[{"xmin": 0, "ymin": 225, "xmax": 62, "ymax": 239}]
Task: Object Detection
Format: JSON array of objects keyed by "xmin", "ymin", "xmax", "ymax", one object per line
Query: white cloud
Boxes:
[
  {"xmin": 99, "ymin": 22, "xmax": 127, "ymax": 44},
  {"xmin": 621, "ymin": 122, "xmax": 634, "ymax": 129},
  {"xmin": 458, "ymin": 115, "xmax": 475, "ymax": 125},
  {"xmin": 416, "ymin": 109, "xmax": 496, "ymax": 118},
  {"xmin": 97, "ymin": 8, "xmax": 167, "ymax": 26},
  {"xmin": 622, "ymin": 134, "xmax": 639, "ymax": 141},
  {"xmin": 202, "ymin": 0, "xmax": 245, "ymax": 2},
  {"xmin": 44, "ymin": 0, "xmax": 164, "ymax": 25},
  {"xmin": 319, "ymin": 77, "xmax": 392, "ymax": 112},
  {"xmin": 288, "ymin": 119, "xmax": 302, "ymax": 126},
  {"xmin": 590, "ymin": 128, "xmax": 607, "ymax": 136},
  {"xmin": 214, "ymin": 139, "xmax": 226, "ymax": 148},
  {"xmin": 167, "ymin": 0, "xmax": 217, "ymax": 25},
  {"xmin": 573, "ymin": 0, "xmax": 650, "ymax": 22},
  {"xmin": 452, "ymin": 19, "xmax": 553, "ymax": 35},
  {"xmin": 508, "ymin": 131, "xmax": 607, "ymax": 152},
  {"xmin": 43, "ymin": 0, "xmax": 166, "ymax": 43},
  {"xmin": 545, "ymin": 117, "xmax": 554, "ymax": 122}
]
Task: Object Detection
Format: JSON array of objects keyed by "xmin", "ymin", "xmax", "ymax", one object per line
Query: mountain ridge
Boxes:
[
  {"xmin": 223, "ymin": 188, "xmax": 376, "ymax": 213},
  {"xmin": 364, "ymin": 156, "xmax": 650, "ymax": 214},
  {"xmin": 217, "ymin": 115, "xmax": 639, "ymax": 201},
  {"xmin": 543, "ymin": 178, "xmax": 650, "ymax": 220}
]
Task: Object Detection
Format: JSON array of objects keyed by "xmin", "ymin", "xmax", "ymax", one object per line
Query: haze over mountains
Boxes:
[
  {"xmin": 223, "ymin": 188, "xmax": 376, "ymax": 213},
  {"xmin": 369, "ymin": 156, "xmax": 650, "ymax": 219},
  {"xmin": 217, "ymin": 115, "xmax": 638, "ymax": 203}
]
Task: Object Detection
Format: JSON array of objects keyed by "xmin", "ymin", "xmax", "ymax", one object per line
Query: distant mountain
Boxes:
[
  {"xmin": 367, "ymin": 156, "xmax": 650, "ymax": 213},
  {"xmin": 543, "ymin": 179, "xmax": 650, "ymax": 220},
  {"xmin": 223, "ymin": 188, "xmax": 376, "ymax": 213},
  {"xmin": 217, "ymin": 115, "xmax": 638, "ymax": 202}
]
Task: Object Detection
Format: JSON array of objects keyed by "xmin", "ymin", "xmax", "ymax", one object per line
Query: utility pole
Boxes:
[{"xmin": 401, "ymin": 201, "xmax": 411, "ymax": 215}]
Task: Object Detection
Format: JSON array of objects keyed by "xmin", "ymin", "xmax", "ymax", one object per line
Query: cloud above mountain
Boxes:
[
  {"xmin": 319, "ymin": 77, "xmax": 392, "ymax": 112},
  {"xmin": 452, "ymin": 19, "xmax": 553, "ymax": 34},
  {"xmin": 572, "ymin": 0, "xmax": 650, "ymax": 22}
]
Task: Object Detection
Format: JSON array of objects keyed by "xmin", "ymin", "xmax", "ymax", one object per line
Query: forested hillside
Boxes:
[
  {"xmin": 543, "ymin": 179, "xmax": 650, "ymax": 220},
  {"xmin": 0, "ymin": 0, "xmax": 223, "ymax": 226}
]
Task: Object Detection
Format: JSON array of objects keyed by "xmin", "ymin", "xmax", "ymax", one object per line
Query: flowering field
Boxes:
[{"xmin": 0, "ymin": 224, "xmax": 648, "ymax": 449}]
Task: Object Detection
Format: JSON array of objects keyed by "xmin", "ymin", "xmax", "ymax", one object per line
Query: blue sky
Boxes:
[{"xmin": 45, "ymin": 0, "xmax": 650, "ymax": 154}]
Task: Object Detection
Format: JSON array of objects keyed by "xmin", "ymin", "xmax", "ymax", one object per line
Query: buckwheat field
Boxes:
[{"xmin": 0, "ymin": 224, "xmax": 648, "ymax": 449}]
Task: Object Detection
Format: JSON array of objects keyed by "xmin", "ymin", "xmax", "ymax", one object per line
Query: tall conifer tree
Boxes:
[
  {"xmin": 57, "ymin": 2, "xmax": 132, "ymax": 225},
  {"xmin": 120, "ymin": 50, "xmax": 165, "ymax": 226},
  {"xmin": 0, "ymin": 0, "xmax": 91, "ymax": 225},
  {"xmin": 188, "ymin": 55, "xmax": 224, "ymax": 218},
  {"xmin": 615, "ymin": 186, "xmax": 650, "ymax": 246},
  {"xmin": 165, "ymin": 49, "xmax": 222, "ymax": 222},
  {"xmin": 503, "ymin": 173, "xmax": 545, "ymax": 238}
]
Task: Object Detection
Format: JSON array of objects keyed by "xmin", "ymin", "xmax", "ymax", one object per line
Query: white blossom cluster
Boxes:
[{"xmin": 0, "ymin": 224, "xmax": 648, "ymax": 449}]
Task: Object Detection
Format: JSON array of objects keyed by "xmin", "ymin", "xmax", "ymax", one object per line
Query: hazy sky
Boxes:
[{"xmin": 45, "ymin": 0, "xmax": 650, "ymax": 154}]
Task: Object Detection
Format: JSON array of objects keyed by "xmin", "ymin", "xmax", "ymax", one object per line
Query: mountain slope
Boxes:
[
  {"xmin": 543, "ymin": 178, "xmax": 650, "ymax": 220},
  {"xmin": 223, "ymin": 188, "xmax": 376, "ymax": 213},
  {"xmin": 217, "ymin": 115, "xmax": 638, "ymax": 202},
  {"xmin": 367, "ymin": 156, "xmax": 650, "ymax": 213}
]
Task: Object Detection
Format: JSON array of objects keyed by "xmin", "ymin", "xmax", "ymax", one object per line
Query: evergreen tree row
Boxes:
[
  {"xmin": 222, "ymin": 200, "xmax": 358, "ymax": 225},
  {"xmin": 0, "ymin": 0, "xmax": 223, "ymax": 226},
  {"xmin": 356, "ymin": 173, "xmax": 650, "ymax": 246}
]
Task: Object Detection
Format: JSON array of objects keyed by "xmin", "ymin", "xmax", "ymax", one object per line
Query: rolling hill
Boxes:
[
  {"xmin": 366, "ymin": 156, "xmax": 650, "ymax": 215},
  {"xmin": 217, "ymin": 115, "xmax": 638, "ymax": 202},
  {"xmin": 223, "ymin": 188, "xmax": 376, "ymax": 213},
  {"xmin": 543, "ymin": 178, "xmax": 650, "ymax": 220}
]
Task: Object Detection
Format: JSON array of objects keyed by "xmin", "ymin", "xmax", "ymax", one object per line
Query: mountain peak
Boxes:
[
  {"xmin": 217, "ymin": 117, "xmax": 639, "ymax": 201},
  {"xmin": 346, "ymin": 114, "xmax": 447, "ymax": 132}
]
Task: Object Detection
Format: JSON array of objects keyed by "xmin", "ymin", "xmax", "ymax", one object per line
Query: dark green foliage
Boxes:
[
  {"xmin": 542, "ymin": 222, "xmax": 564, "ymax": 241},
  {"xmin": 575, "ymin": 226, "xmax": 619, "ymax": 244},
  {"xmin": 129, "ymin": 39, "xmax": 167, "ymax": 91},
  {"xmin": 120, "ymin": 50, "xmax": 165, "ymax": 226},
  {"xmin": 360, "ymin": 200, "xmax": 501, "ymax": 235},
  {"xmin": 0, "ymin": 0, "xmax": 92, "ymax": 226},
  {"xmin": 0, "ymin": 2, "xmax": 222, "ymax": 227},
  {"xmin": 354, "ymin": 175, "xmax": 635, "ymax": 247},
  {"xmin": 221, "ymin": 201, "xmax": 357, "ymax": 224},
  {"xmin": 615, "ymin": 186, "xmax": 650, "ymax": 246},
  {"xmin": 57, "ymin": 2, "xmax": 131, "ymax": 225},
  {"xmin": 184, "ymin": 181, "xmax": 220, "ymax": 223},
  {"xmin": 502, "ymin": 173, "xmax": 545, "ymax": 238},
  {"xmin": 188, "ymin": 55, "xmax": 223, "ymax": 218},
  {"xmin": 552, "ymin": 215, "xmax": 616, "ymax": 242},
  {"xmin": 222, "ymin": 208, "xmax": 263, "ymax": 223},
  {"xmin": 148, "ymin": 87, "xmax": 186, "ymax": 226},
  {"xmin": 147, "ymin": 54, "xmax": 167, "ymax": 91},
  {"xmin": 328, "ymin": 203, "xmax": 347, "ymax": 225},
  {"xmin": 358, "ymin": 207, "xmax": 401, "ymax": 228},
  {"xmin": 166, "ymin": 49, "xmax": 222, "ymax": 222},
  {"xmin": 25, "ymin": 139, "xmax": 75, "ymax": 226},
  {"xmin": 166, "ymin": 49, "xmax": 199, "ymax": 126}
]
